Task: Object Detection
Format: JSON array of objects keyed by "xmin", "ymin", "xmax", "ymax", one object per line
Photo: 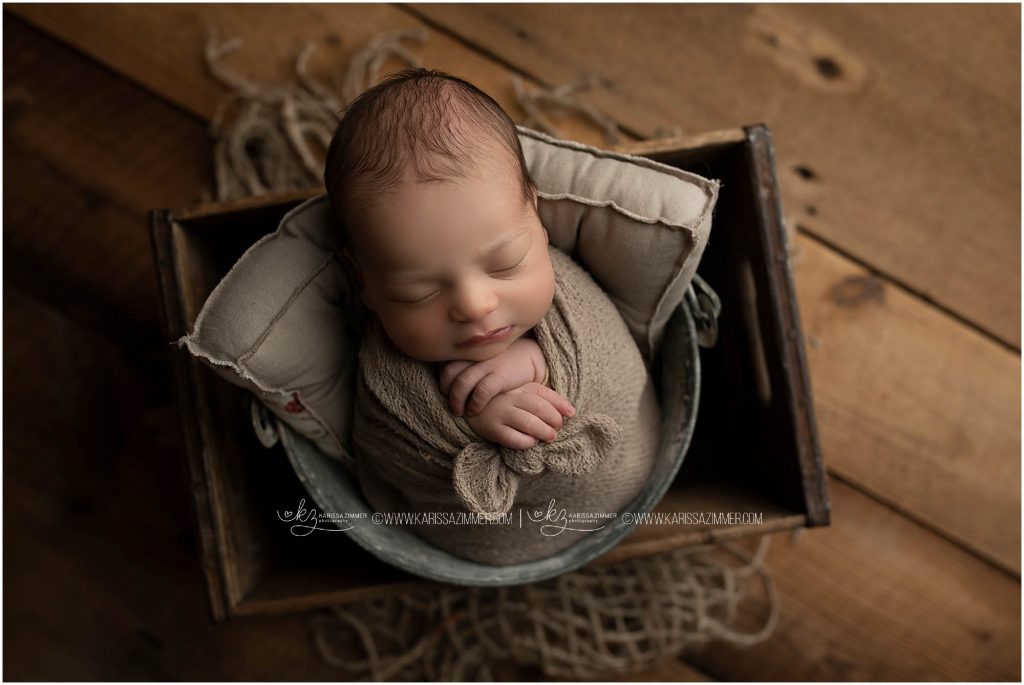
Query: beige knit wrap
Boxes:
[{"xmin": 353, "ymin": 244, "xmax": 661, "ymax": 565}]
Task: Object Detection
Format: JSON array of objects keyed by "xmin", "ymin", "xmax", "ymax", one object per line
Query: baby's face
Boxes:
[{"xmin": 346, "ymin": 156, "xmax": 555, "ymax": 363}]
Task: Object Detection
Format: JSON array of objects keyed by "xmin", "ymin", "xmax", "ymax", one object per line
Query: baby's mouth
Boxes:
[{"xmin": 457, "ymin": 325, "xmax": 514, "ymax": 347}]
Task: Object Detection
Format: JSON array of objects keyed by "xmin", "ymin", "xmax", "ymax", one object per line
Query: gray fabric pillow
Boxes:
[
  {"xmin": 519, "ymin": 126, "xmax": 719, "ymax": 357},
  {"xmin": 178, "ymin": 126, "xmax": 720, "ymax": 460}
]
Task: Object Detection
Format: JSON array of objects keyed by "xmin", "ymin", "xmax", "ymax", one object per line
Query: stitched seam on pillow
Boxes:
[
  {"xmin": 536, "ymin": 193, "xmax": 704, "ymax": 236},
  {"xmin": 519, "ymin": 126, "xmax": 721, "ymax": 224},
  {"xmin": 176, "ymin": 336, "xmax": 290, "ymax": 395},
  {"xmin": 177, "ymin": 194, "xmax": 347, "ymax": 457},
  {"xmin": 236, "ymin": 253, "xmax": 335, "ymax": 363},
  {"xmin": 187, "ymin": 194, "xmax": 325, "ymax": 342},
  {"xmin": 520, "ymin": 125, "xmax": 711, "ymax": 183}
]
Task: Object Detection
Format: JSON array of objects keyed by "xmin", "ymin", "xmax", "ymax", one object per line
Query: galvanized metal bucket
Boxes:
[{"xmin": 263, "ymin": 277, "xmax": 720, "ymax": 586}]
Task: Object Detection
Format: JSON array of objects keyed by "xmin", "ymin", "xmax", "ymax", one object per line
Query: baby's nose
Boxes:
[{"xmin": 450, "ymin": 285, "xmax": 498, "ymax": 322}]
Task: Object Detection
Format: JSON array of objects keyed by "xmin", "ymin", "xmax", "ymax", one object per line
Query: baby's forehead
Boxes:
[
  {"xmin": 354, "ymin": 186, "xmax": 531, "ymax": 268},
  {"xmin": 346, "ymin": 134, "xmax": 525, "ymax": 237}
]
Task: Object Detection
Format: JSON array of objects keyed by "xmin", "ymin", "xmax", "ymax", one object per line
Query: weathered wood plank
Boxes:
[
  {"xmin": 794, "ymin": 234, "xmax": 1021, "ymax": 574},
  {"xmin": 406, "ymin": 3, "xmax": 1022, "ymax": 348},
  {"xmin": 3, "ymin": 16, "xmax": 212, "ymax": 334},
  {"xmin": 2, "ymin": 286, "xmax": 346, "ymax": 680},
  {"xmin": 684, "ymin": 479, "xmax": 1020, "ymax": 681},
  {"xmin": 8, "ymin": 3, "xmax": 605, "ymax": 144}
]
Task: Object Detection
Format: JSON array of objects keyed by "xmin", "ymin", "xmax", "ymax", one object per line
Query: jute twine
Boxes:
[
  {"xmin": 308, "ymin": 537, "xmax": 779, "ymax": 681},
  {"xmin": 203, "ymin": 28, "xmax": 782, "ymax": 680}
]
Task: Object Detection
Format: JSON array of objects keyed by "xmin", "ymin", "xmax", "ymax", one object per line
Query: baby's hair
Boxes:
[{"xmin": 323, "ymin": 68, "xmax": 536, "ymax": 249}]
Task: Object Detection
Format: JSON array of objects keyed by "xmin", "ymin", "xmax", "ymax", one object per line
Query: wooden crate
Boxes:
[{"xmin": 149, "ymin": 124, "xmax": 829, "ymax": 621}]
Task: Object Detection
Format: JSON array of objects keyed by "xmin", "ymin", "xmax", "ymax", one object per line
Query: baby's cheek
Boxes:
[
  {"xmin": 386, "ymin": 310, "xmax": 445, "ymax": 359},
  {"xmin": 531, "ymin": 266, "xmax": 556, "ymax": 319}
]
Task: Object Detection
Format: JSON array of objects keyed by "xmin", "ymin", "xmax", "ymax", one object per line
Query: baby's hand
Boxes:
[
  {"xmin": 440, "ymin": 337, "xmax": 557, "ymax": 417},
  {"xmin": 463, "ymin": 382, "xmax": 576, "ymax": 450}
]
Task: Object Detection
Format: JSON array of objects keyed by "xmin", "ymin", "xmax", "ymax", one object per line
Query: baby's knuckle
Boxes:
[
  {"xmin": 525, "ymin": 395, "xmax": 550, "ymax": 413},
  {"xmin": 498, "ymin": 428, "xmax": 523, "ymax": 448},
  {"xmin": 483, "ymin": 372, "xmax": 506, "ymax": 388}
]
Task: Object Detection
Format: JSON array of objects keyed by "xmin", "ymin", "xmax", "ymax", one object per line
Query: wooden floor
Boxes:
[{"xmin": 3, "ymin": 5, "xmax": 1020, "ymax": 681}]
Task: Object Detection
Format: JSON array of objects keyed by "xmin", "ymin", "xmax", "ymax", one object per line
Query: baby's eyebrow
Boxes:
[{"xmin": 383, "ymin": 226, "xmax": 531, "ymax": 283}]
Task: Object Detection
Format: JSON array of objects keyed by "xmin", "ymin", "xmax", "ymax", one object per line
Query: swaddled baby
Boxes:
[{"xmin": 324, "ymin": 68, "xmax": 660, "ymax": 565}]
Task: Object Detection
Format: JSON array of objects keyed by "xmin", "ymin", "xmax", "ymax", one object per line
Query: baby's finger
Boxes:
[
  {"xmin": 438, "ymin": 360, "xmax": 474, "ymax": 396},
  {"xmin": 511, "ymin": 393, "xmax": 564, "ymax": 432},
  {"xmin": 466, "ymin": 372, "xmax": 509, "ymax": 416},
  {"xmin": 525, "ymin": 382, "xmax": 576, "ymax": 417},
  {"xmin": 492, "ymin": 425, "xmax": 538, "ymax": 451},
  {"xmin": 508, "ymin": 408, "xmax": 558, "ymax": 444},
  {"xmin": 448, "ymin": 366, "xmax": 488, "ymax": 416}
]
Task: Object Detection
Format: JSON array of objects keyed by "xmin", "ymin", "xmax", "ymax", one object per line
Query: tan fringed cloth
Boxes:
[{"xmin": 352, "ymin": 245, "xmax": 661, "ymax": 565}]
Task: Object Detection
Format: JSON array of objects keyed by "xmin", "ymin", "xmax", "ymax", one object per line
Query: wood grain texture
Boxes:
[
  {"xmin": 794, "ymin": 234, "xmax": 1021, "ymax": 574},
  {"xmin": 5, "ymin": 5, "xmax": 1020, "ymax": 680},
  {"xmin": 2, "ymin": 287, "xmax": 346, "ymax": 680},
  {"xmin": 3, "ymin": 16, "xmax": 212, "ymax": 333},
  {"xmin": 9, "ymin": 3, "xmax": 607, "ymax": 145},
  {"xmin": 407, "ymin": 3, "xmax": 1022, "ymax": 347},
  {"xmin": 684, "ymin": 480, "xmax": 1020, "ymax": 681}
]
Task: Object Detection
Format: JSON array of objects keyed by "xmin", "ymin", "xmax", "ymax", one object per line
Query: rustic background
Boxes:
[{"xmin": 3, "ymin": 4, "xmax": 1020, "ymax": 680}]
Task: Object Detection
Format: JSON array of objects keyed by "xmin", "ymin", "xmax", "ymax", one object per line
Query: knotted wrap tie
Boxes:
[{"xmin": 452, "ymin": 414, "xmax": 622, "ymax": 515}]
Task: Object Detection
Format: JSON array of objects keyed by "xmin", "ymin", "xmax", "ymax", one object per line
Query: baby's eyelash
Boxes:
[
  {"xmin": 491, "ymin": 261, "xmax": 526, "ymax": 276},
  {"xmin": 391, "ymin": 260, "xmax": 525, "ymax": 304},
  {"xmin": 394, "ymin": 291, "xmax": 439, "ymax": 305}
]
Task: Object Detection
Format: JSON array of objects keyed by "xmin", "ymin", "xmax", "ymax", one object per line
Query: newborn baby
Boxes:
[
  {"xmin": 327, "ymin": 72, "xmax": 573, "ymax": 450},
  {"xmin": 324, "ymin": 68, "xmax": 659, "ymax": 564}
]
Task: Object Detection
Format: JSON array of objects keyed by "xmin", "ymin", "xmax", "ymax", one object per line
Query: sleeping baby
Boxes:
[{"xmin": 323, "ymin": 68, "xmax": 661, "ymax": 565}]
